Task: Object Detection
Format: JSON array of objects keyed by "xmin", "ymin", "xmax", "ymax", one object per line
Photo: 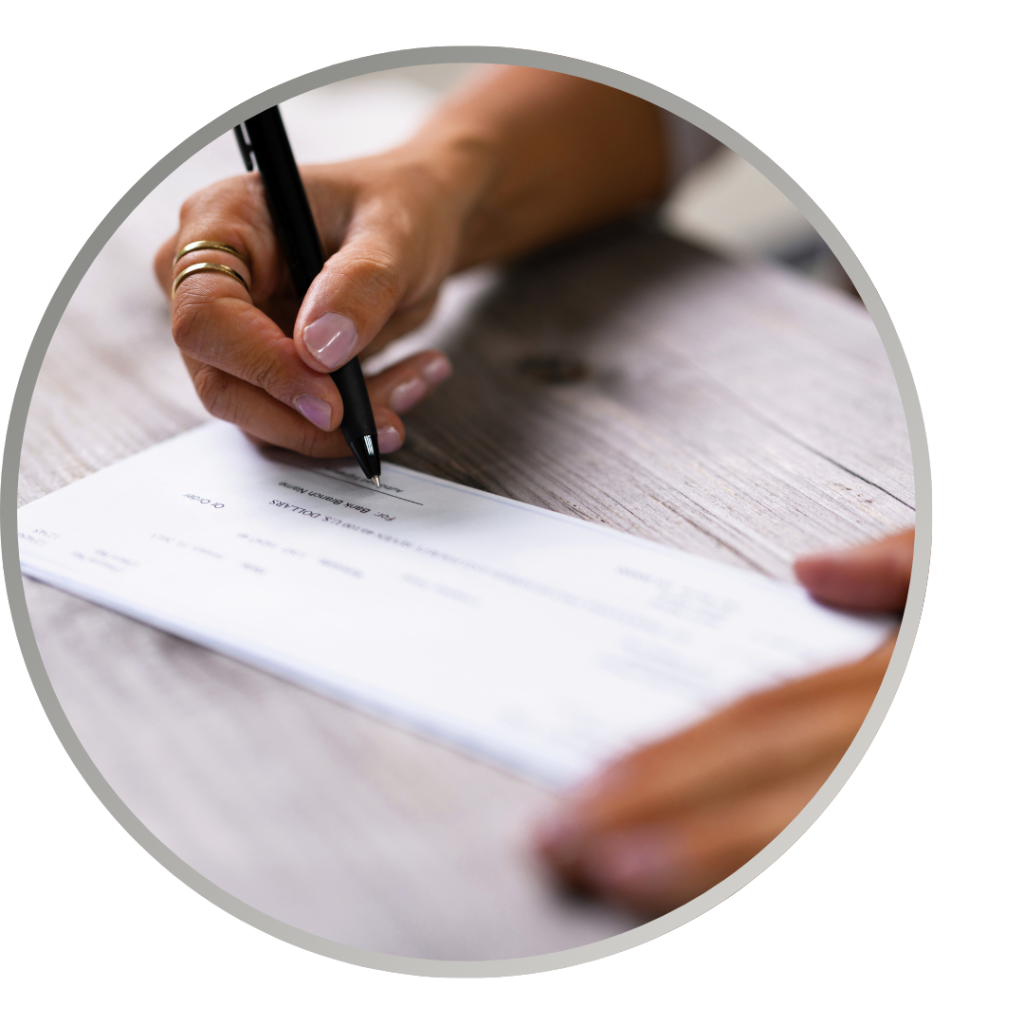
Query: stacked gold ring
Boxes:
[{"xmin": 171, "ymin": 240, "xmax": 251, "ymax": 298}]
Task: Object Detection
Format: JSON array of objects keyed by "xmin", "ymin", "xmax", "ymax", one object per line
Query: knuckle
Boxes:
[
  {"xmin": 178, "ymin": 192, "xmax": 202, "ymax": 222},
  {"xmin": 191, "ymin": 363, "xmax": 235, "ymax": 421},
  {"xmin": 287, "ymin": 419, "xmax": 347, "ymax": 460},
  {"xmin": 338, "ymin": 252, "xmax": 403, "ymax": 302},
  {"xmin": 170, "ymin": 293, "xmax": 212, "ymax": 357},
  {"xmin": 293, "ymin": 428, "xmax": 325, "ymax": 459},
  {"xmin": 241, "ymin": 348, "xmax": 286, "ymax": 397},
  {"xmin": 154, "ymin": 238, "xmax": 176, "ymax": 285},
  {"xmin": 177, "ymin": 177, "xmax": 259, "ymax": 246},
  {"xmin": 178, "ymin": 178, "xmax": 236, "ymax": 221}
]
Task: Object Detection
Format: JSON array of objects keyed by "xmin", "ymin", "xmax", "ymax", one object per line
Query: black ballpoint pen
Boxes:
[{"xmin": 234, "ymin": 108, "xmax": 382, "ymax": 486}]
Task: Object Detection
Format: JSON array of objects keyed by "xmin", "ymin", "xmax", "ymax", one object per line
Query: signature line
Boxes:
[{"xmin": 309, "ymin": 470, "xmax": 425, "ymax": 505}]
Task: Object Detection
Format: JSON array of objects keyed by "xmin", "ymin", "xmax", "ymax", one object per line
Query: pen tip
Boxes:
[{"xmin": 371, "ymin": 476, "xmax": 380, "ymax": 488}]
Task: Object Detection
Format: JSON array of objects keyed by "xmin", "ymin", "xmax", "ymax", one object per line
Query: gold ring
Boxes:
[
  {"xmin": 171, "ymin": 262, "xmax": 251, "ymax": 298},
  {"xmin": 173, "ymin": 240, "xmax": 248, "ymax": 266}
]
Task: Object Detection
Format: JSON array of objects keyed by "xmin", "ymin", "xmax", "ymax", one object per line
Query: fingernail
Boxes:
[
  {"xmin": 294, "ymin": 394, "xmax": 333, "ymax": 431},
  {"xmin": 377, "ymin": 425, "xmax": 402, "ymax": 454},
  {"xmin": 533, "ymin": 772, "xmax": 619, "ymax": 855},
  {"xmin": 532, "ymin": 811, "xmax": 583, "ymax": 855},
  {"xmin": 585, "ymin": 836, "xmax": 675, "ymax": 889},
  {"xmin": 389, "ymin": 378, "xmax": 427, "ymax": 414},
  {"xmin": 421, "ymin": 354, "xmax": 452, "ymax": 385},
  {"xmin": 303, "ymin": 312, "xmax": 358, "ymax": 370}
]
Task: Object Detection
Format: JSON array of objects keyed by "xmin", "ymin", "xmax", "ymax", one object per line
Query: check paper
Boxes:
[{"xmin": 19, "ymin": 423, "xmax": 892, "ymax": 785}]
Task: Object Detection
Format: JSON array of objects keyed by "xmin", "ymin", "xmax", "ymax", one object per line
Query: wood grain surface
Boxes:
[{"xmin": 16, "ymin": 106, "xmax": 914, "ymax": 961}]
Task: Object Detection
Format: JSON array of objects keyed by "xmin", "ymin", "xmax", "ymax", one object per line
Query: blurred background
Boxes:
[{"xmin": 335, "ymin": 63, "xmax": 856, "ymax": 295}]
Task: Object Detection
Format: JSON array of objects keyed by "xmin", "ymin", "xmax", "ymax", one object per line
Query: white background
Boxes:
[{"xmin": 3, "ymin": 1, "xmax": 1020, "ymax": 1019}]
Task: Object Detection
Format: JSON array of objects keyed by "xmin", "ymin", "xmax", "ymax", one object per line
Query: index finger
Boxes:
[
  {"xmin": 537, "ymin": 637, "xmax": 895, "ymax": 852},
  {"xmin": 795, "ymin": 529, "xmax": 916, "ymax": 612}
]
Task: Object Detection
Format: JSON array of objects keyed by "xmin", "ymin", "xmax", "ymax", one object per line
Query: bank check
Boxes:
[{"xmin": 18, "ymin": 423, "xmax": 893, "ymax": 785}]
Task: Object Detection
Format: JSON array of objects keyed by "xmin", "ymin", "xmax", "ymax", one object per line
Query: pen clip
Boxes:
[{"xmin": 233, "ymin": 124, "xmax": 255, "ymax": 171}]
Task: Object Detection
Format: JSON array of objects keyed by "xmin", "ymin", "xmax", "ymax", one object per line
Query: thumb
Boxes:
[
  {"xmin": 794, "ymin": 528, "xmax": 915, "ymax": 612},
  {"xmin": 291, "ymin": 233, "xmax": 410, "ymax": 372},
  {"xmin": 291, "ymin": 185, "xmax": 459, "ymax": 372}
]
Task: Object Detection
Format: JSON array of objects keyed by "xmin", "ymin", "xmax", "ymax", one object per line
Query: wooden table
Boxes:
[{"xmin": 16, "ymin": 113, "xmax": 915, "ymax": 963}]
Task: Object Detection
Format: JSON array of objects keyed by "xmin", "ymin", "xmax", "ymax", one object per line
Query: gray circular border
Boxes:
[{"xmin": 1, "ymin": 45, "xmax": 930, "ymax": 979}]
